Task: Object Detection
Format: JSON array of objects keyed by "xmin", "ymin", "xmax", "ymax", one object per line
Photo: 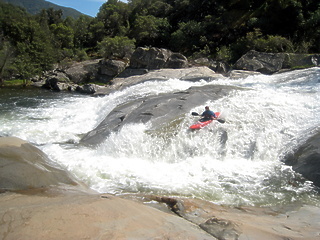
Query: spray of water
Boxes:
[{"xmin": 1, "ymin": 68, "xmax": 319, "ymax": 206}]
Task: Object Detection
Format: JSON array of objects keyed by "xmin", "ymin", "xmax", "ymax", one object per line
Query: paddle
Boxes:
[{"xmin": 191, "ymin": 112, "xmax": 226, "ymax": 123}]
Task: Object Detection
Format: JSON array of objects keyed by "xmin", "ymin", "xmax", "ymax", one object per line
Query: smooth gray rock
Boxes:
[
  {"xmin": 81, "ymin": 84, "xmax": 242, "ymax": 146},
  {"xmin": 235, "ymin": 50, "xmax": 285, "ymax": 74},
  {"xmin": 0, "ymin": 137, "xmax": 79, "ymax": 190},
  {"xmin": 283, "ymin": 132, "xmax": 320, "ymax": 187},
  {"xmin": 130, "ymin": 47, "xmax": 188, "ymax": 69}
]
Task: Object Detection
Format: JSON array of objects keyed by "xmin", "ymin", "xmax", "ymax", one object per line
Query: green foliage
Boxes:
[
  {"xmin": 170, "ymin": 21, "xmax": 205, "ymax": 55},
  {"xmin": 73, "ymin": 15, "xmax": 95, "ymax": 49},
  {"xmin": 130, "ymin": 15, "xmax": 170, "ymax": 46},
  {"xmin": 98, "ymin": 36, "xmax": 136, "ymax": 59},
  {"xmin": 0, "ymin": 40, "xmax": 16, "ymax": 85},
  {"xmin": 74, "ymin": 49, "xmax": 89, "ymax": 62},
  {"xmin": 0, "ymin": 0, "xmax": 319, "ymax": 84},
  {"xmin": 215, "ymin": 46, "xmax": 232, "ymax": 62},
  {"xmin": 231, "ymin": 29, "xmax": 295, "ymax": 61},
  {"xmin": 50, "ymin": 23, "xmax": 74, "ymax": 49},
  {"xmin": 0, "ymin": 2, "xmax": 59, "ymax": 83},
  {"xmin": 1, "ymin": 78, "xmax": 26, "ymax": 87},
  {"xmin": 97, "ymin": 0, "xmax": 130, "ymax": 37}
]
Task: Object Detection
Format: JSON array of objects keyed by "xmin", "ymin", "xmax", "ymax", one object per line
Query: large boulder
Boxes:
[
  {"xmin": 34, "ymin": 60, "xmax": 102, "ymax": 92},
  {"xmin": 64, "ymin": 59, "xmax": 100, "ymax": 83},
  {"xmin": 99, "ymin": 59, "xmax": 127, "ymax": 77},
  {"xmin": 0, "ymin": 137, "xmax": 79, "ymax": 190},
  {"xmin": 166, "ymin": 52, "xmax": 188, "ymax": 68},
  {"xmin": 192, "ymin": 58, "xmax": 231, "ymax": 74},
  {"xmin": 83, "ymin": 67, "xmax": 244, "ymax": 146},
  {"xmin": 41, "ymin": 71, "xmax": 72, "ymax": 91},
  {"xmin": 235, "ymin": 50, "xmax": 320, "ymax": 74},
  {"xmin": 95, "ymin": 66, "xmax": 225, "ymax": 95},
  {"xmin": 282, "ymin": 53, "xmax": 320, "ymax": 69},
  {"xmin": 75, "ymin": 84, "xmax": 101, "ymax": 94},
  {"xmin": 283, "ymin": 132, "xmax": 320, "ymax": 187},
  {"xmin": 130, "ymin": 47, "xmax": 188, "ymax": 69},
  {"xmin": 81, "ymin": 84, "xmax": 240, "ymax": 146},
  {"xmin": 235, "ymin": 50, "xmax": 286, "ymax": 74}
]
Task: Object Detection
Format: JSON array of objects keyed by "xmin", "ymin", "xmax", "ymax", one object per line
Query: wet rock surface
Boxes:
[
  {"xmin": 81, "ymin": 66, "xmax": 240, "ymax": 146},
  {"xmin": 81, "ymin": 84, "xmax": 241, "ymax": 146},
  {"xmin": 284, "ymin": 132, "xmax": 320, "ymax": 187}
]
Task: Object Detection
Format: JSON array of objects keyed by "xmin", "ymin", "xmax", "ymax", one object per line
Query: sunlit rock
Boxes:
[
  {"xmin": 130, "ymin": 47, "xmax": 188, "ymax": 69},
  {"xmin": 0, "ymin": 137, "xmax": 79, "ymax": 190}
]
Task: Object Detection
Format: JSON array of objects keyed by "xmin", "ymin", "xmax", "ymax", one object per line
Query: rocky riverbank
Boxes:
[
  {"xmin": 29, "ymin": 48, "xmax": 320, "ymax": 94},
  {"xmin": 1, "ymin": 137, "xmax": 320, "ymax": 239}
]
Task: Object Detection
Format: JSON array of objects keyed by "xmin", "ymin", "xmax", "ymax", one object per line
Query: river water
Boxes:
[{"xmin": 1, "ymin": 67, "xmax": 319, "ymax": 206}]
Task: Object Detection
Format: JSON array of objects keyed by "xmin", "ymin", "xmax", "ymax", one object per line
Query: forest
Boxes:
[{"xmin": 0, "ymin": 0, "xmax": 319, "ymax": 84}]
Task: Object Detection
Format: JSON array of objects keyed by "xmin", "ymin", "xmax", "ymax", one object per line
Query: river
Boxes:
[{"xmin": 1, "ymin": 67, "xmax": 319, "ymax": 207}]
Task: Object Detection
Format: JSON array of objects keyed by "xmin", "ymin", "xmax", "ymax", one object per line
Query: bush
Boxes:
[
  {"xmin": 255, "ymin": 35, "xmax": 294, "ymax": 53},
  {"xmin": 98, "ymin": 36, "xmax": 136, "ymax": 59},
  {"xmin": 215, "ymin": 46, "xmax": 232, "ymax": 62},
  {"xmin": 231, "ymin": 29, "xmax": 295, "ymax": 61},
  {"xmin": 74, "ymin": 49, "xmax": 89, "ymax": 62}
]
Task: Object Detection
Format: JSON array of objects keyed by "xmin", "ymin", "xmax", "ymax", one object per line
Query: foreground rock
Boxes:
[
  {"xmin": 1, "ymin": 137, "xmax": 320, "ymax": 240},
  {"xmin": 284, "ymin": 132, "xmax": 320, "ymax": 187},
  {"xmin": 0, "ymin": 136, "xmax": 212, "ymax": 239},
  {"xmin": 0, "ymin": 136, "xmax": 215, "ymax": 239},
  {"xmin": 124, "ymin": 194, "xmax": 320, "ymax": 240},
  {"xmin": 2, "ymin": 191, "xmax": 320, "ymax": 240},
  {"xmin": 0, "ymin": 191, "xmax": 215, "ymax": 240},
  {"xmin": 0, "ymin": 137, "xmax": 80, "ymax": 191}
]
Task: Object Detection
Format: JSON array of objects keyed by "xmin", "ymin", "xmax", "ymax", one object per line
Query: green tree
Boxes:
[
  {"xmin": 87, "ymin": 19, "xmax": 106, "ymax": 47},
  {"xmin": 128, "ymin": 0, "xmax": 172, "ymax": 18},
  {"xmin": 73, "ymin": 15, "xmax": 94, "ymax": 49},
  {"xmin": 170, "ymin": 20, "xmax": 205, "ymax": 55},
  {"xmin": 97, "ymin": 0, "xmax": 130, "ymax": 37},
  {"xmin": 40, "ymin": 8, "xmax": 63, "ymax": 26},
  {"xmin": 231, "ymin": 29, "xmax": 294, "ymax": 61},
  {"xmin": 298, "ymin": 2, "xmax": 320, "ymax": 52},
  {"xmin": 130, "ymin": 15, "xmax": 170, "ymax": 46},
  {"xmin": 0, "ymin": 40, "xmax": 16, "ymax": 85},
  {"xmin": 50, "ymin": 23, "xmax": 74, "ymax": 49},
  {"xmin": 98, "ymin": 36, "xmax": 135, "ymax": 59}
]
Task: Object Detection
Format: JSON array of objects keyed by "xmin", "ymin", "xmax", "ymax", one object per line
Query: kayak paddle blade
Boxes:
[{"xmin": 217, "ymin": 119, "xmax": 226, "ymax": 123}]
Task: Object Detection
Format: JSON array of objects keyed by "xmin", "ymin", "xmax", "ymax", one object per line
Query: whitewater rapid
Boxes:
[{"xmin": 1, "ymin": 67, "xmax": 319, "ymax": 206}]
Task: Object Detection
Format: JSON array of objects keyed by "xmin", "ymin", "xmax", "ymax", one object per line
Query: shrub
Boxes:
[
  {"xmin": 98, "ymin": 36, "xmax": 136, "ymax": 59},
  {"xmin": 231, "ymin": 29, "xmax": 295, "ymax": 61}
]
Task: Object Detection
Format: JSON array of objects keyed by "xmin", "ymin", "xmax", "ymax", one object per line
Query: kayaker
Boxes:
[{"xmin": 201, "ymin": 106, "xmax": 216, "ymax": 121}]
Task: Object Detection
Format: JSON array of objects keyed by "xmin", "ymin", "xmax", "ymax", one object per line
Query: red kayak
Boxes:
[{"xmin": 189, "ymin": 112, "xmax": 221, "ymax": 130}]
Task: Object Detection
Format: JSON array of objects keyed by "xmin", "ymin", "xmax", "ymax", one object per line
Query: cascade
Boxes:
[{"xmin": 1, "ymin": 67, "xmax": 319, "ymax": 206}]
